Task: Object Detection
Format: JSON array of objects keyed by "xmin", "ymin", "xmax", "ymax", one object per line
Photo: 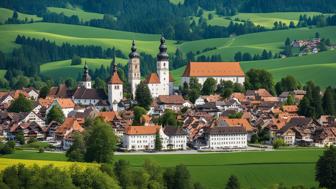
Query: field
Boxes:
[
  {"xmin": 0, "ymin": 8, "xmax": 42, "ymax": 24},
  {"xmin": 241, "ymin": 50, "xmax": 336, "ymax": 88},
  {"xmin": 40, "ymin": 57, "xmax": 127, "ymax": 79},
  {"xmin": 231, "ymin": 12, "xmax": 322, "ymax": 28},
  {"xmin": 179, "ymin": 26, "xmax": 336, "ymax": 60},
  {"xmin": 0, "ymin": 22, "xmax": 177, "ymax": 55},
  {"xmin": 47, "ymin": 7, "xmax": 105, "ymax": 22},
  {"xmin": 0, "ymin": 149, "xmax": 324, "ymax": 189},
  {"xmin": 190, "ymin": 10, "xmax": 242, "ymax": 27}
]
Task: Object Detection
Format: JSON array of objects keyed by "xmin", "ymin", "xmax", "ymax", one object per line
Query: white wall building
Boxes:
[
  {"xmin": 206, "ymin": 126, "xmax": 247, "ymax": 149},
  {"xmin": 108, "ymin": 65, "xmax": 123, "ymax": 111},
  {"xmin": 181, "ymin": 62, "xmax": 245, "ymax": 86},
  {"xmin": 123, "ymin": 126, "xmax": 187, "ymax": 151}
]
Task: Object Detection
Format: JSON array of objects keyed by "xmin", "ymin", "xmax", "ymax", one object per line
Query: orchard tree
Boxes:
[
  {"xmin": 225, "ymin": 175, "xmax": 240, "ymax": 189},
  {"xmin": 47, "ymin": 105, "xmax": 65, "ymax": 124},
  {"xmin": 135, "ymin": 81, "xmax": 152, "ymax": 110},
  {"xmin": 66, "ymin": 132, "xmax": 86, "ymax": 162},
  {"xmin": 8, "ymin": 94, "xmax": 33, "ymax": 113},
  {"xmin": 316, "ymin": 146, "xmax": 336, "ymax": 189},
  {"xmin": 132, "ymin": 106, "xmax": 147, "ymax": 126},
  {"xmin": 154, "ymin": 131, "xmax": 162, "ymax": 151},
  {"xmin": 84, "ymin": 118, "xmax": 116, "ymax": 163}
]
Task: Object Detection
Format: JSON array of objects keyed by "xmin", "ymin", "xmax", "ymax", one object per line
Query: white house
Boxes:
[
  {"xmin": 181, "ymin": 62, "xmax": 245, "ymax": 86},
  {"xmin": 47, "ymin": 98, "xmax": 75, "ymax": 117},
  {"xmin": 123, "ymin": 125, "xmax": 188, "ymax": 151},
  {"xmin": 123, "ymin": 126, "xmax": 160, "ymax": 151},
  {"xmin": 206, "ymin": 126, "xmax": 247, "ymax": 149},
  {"xmin": 20, "ymin": 111, "xmax": 46, "ymax": 127},
  {"xmin": 162, "ymin": 126, "xmax": 188, "ymax": 150},
  {"xmin": 24, "ymin": 88, "xmax": 39, "ymax": 100}
]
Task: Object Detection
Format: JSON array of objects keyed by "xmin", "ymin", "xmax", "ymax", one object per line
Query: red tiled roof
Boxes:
[
  {"xmin": 99, "ymin": 111, "xmax": 117, "ymax": 122},
  {"xmin": 158, "ymin": 95, "xmax": 185, "ymax": 104},
  {"xmin": 109, "ymin": 71, "xmax": 123, "ymax": 84},
  {"xmin": 183, "ymin": 62, "xmax": 244, "ymax": 77},
  {"xmin": 144, "ymin": 73, "xmax": 160, "ymax": 84},
  {"xmin": 222, "ymin": 118, "xmax": 254, "ymax": 132},
  {"xmin": 56, "ymin": 98, "xmax": 75, "ymax": 109},
  {"xmin": 56, "ymin": 117, "xmax": 84, "ymax": 136},
  {"xmin": 125, "ymin": 125, "xmax": 160, "ymax": 135}
]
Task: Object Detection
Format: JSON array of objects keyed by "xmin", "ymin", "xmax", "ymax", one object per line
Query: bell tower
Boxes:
[
  {"xmin": 128, "ymin": 40, "xmax": 141, "ymax": 99},
  {"xmin": 108, "ymin": 61, "xmax": 123, "ymax": 111},
  {"xmin": 157, "ymin": 36, "xmax": 169, "ymax": 95},
  {"xmin": 79, "ymin": 61, "xmax": 91, "ymax": 89}
]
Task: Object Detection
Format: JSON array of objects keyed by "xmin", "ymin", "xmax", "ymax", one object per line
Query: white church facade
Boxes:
[{"xmin": 74, "ymin": 36, "xmax": 174, "ymax": 111}]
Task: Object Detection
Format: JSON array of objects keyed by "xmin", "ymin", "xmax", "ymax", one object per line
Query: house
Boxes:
[
  {"xmin": 20, "ymin": 111, "xmax": 46, "ymax": 127},
  {"xmin": 123, "ymin": 125, "xmax": 160, "ymax": 151},
  {"xmin": 218, "ymin": 117, "xmax": 255, "ymax": 141},
  {"xmin": 23, "ymin": 87, "xmax": 39, "ymax": 100},
  {"xmin": 313, "ymin": 127, "xmax": 336, "ymax": 147},
  {"xmin": 48, "ymin": 98, "xmax": 75, "ymax": 117},
  {"xmin": 72, "ymin": 86, "xmax": 107, "ymax": 107},
  {"xmin": 155, "ymin": 95, "xmax": 192, "ymax": 112},
  {"xmin": 277, "ymin": 117, "xmax": 321, "ymax": 146},
  {"xmin": 205, "ymin": 126, "xmax": 247, "ymax": 149},
  {"xmin": 162, "ymin": 126, "xmax": 188, "ymax": 150},
  {"xmin": 181, "ymin": 62, "xmax": 245, "ymax": 86},
  {"xmin": 10, "ymin": 121, "xmax": 46, "ymax": 140},
  {"xmin": 55, "ymin": 117, "xmax": 84, "ymax": 150}
]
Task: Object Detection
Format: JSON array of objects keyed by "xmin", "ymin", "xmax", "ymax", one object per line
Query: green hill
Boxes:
[
  {"xmin": 0, "ymin": 8, "xmax": 42, "ymax": 24},
  {"xmin": 0, "ymin": 22, "xmax": 177, "ymax": 55},
  {"xmin": 179, "ymin": 26, "xmax": 336, "ymax": 61},
  {"xmin": 0, "ymin": 69, "xmax": 6, "ymax": 78},
  {"xmin": 47, "ymin": 7, "xmax": 106, "ymax": 22},
  {"xmin": 231, "ymin": 12, "xmax": 322, "ymax": 28},
  {"xmin": 40, "ymin": 57, "xmax": 127, "ymax": 79}
]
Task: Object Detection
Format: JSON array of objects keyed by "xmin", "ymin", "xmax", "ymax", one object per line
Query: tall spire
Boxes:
[
  {"xmin": 129, "ymin": 40, "xmax": 139, "ymax": 58},
  {"xmin": 157, "ymin": 35, "xmax": 169, "ymax": 61},
  {"xmin": 82, "ymin": 61, "xmax": 91, "ymax": 81}
]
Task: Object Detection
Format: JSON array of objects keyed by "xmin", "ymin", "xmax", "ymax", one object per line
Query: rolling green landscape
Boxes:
[
  {"xmin": 47, "ymin": 7, "xmax": 105, "ymax": 22},
  {"xmin": 40, "ymin": 58, "xmax": 127, "ymax": 79},
  {"xmin": 0, "ymin": 7, "xmax": 42, "ymax": 24},
  {"xmin": 0, "ymin": 149, "xmax": 324, "ymax": 189}
]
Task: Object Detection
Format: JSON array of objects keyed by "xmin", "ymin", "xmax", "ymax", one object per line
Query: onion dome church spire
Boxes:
[
  {"xmin": 82, "ymin": 61, "xmax": 91, "ymax": 81},
  {"xmin": 157, "ymin": 35, "xmax": 169, "ymax": 61},
  {"xmin": 129, "ymin": 40, "xmax": 139, "ymax": 58}
]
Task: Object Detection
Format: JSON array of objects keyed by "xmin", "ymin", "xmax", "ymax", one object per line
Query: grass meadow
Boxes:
[
  {"xmin": 0, "ymin": 22, "xmax": 177, "ymax": 55},
  {"xmin": 0, "ymin": 149, "xmax": 324, "ymax": 189},
  {"xmin": 40, "ymin": 57, "xmax": 127, "ymax": 79},
  {"xmin": 47, "ymin": 7, "xmax": 105, "ymax": 22},
  {"xmin": 0, "ymin": 8, "xmax": 42, "ymax": 24}
]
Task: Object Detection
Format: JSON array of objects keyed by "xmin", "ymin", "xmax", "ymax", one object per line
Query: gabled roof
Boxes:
[
  {"xmin": 222, "ymin": 118, "xmax": 254, "ymax": 132},
  {"xmin": 158, "ymin": 95, "xmax": 185, "ymax": 105},
  {"xmin": 163, "ymin": 126, "xmax": 187, "ymax": 136},
  {"xmin": 183, "ymin": 62, "xmax": 244, "ymax": 77},
  {"xmin": 48, "ymin": 84, "xmax": 72, "ymax": 98},
  {"xmin": 282, "ymin": 105, "xmax": 298, "ymax": 113},
  {"xmin": 124, "ymin": 125, "xmax": 160, "ymax": 135},
  {"xmin": 56, "ymin": 117, "xmax": 84, "ymax": 136},
  {"xmin": 56, "ymin": 98, "xmax": 75, "ymax": 109},
  {"xmin": 108, "ymin": 71, "xmax": 123, "ymax": 84},
  {"xmin": 99, "ymin": 111, "xmax": 119, "ymax": 122},
  {"xmin": 73, "ymin": 87, "xmax": 107, "ymax": 100},
  {"xmin": 208, "ymin": 126, "xmax": 247, "ymax": 135},
  {"xmin": 38, "ymin": 98, "xmax": 54, "ymax": 108},
  {"xmin": 144, "ymin": 73, "xmax": 160, "ymax": 84}
]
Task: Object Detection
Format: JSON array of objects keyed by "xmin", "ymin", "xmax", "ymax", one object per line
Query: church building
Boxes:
[{"xmin": 128, "ymin": 36, "xmax": 174, "ymax": 98}]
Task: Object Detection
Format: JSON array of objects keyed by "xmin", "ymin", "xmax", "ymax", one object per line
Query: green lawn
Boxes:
[
  {"xmin": 0, "ymin": 22, "xmax": 177, "ymax": 55},
  {"xmin": 189, "ymin": 10, "xmax": 242, "ymax": 27},
  {"xmin": 1, "ymin": 149, "xmax": 324, "ymax": 189},
  {"xmin": 40, "ymin": 57, "xmax": 127, "ymax": 79},
  {"xmin": 47, "ymin": 7, "xmax": 106, "ymax": 22},
  {"xmin": 0, "ymin": 8, "xmax": 42, "ymax": 24},
  {"xmin": 169, "ymin": 0, "xmax": 184, "ymax": 5},
  {"xmin": 231, "ymin": 12, "xmax": 323, "ymax": 28}
]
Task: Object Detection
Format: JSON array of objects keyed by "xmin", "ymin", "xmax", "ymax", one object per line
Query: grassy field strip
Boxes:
[
  {"xmin": 47, "ymin": 7, "xmax": 105, "ymax": 22},
  {"xmin": 0, "ymin": 150, "xmax": 324, "ymax": 188},
  {"xmin": 231, "ymin": 12, "xmax": 322, "ymax": 28},
  {"xmin": 40, "ymin": 58, "xmax": 128, "ymax": 79},
  {"xmin": 0, "ymin": 8, "xmax": 42, "ymax": 24},
  {"xmin": 0, "ymin": 70, "xmax": 6, "ymax": 78}
]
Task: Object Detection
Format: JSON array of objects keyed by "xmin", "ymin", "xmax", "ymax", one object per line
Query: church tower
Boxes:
[
  {"xmin": 128, "ymin": 40, "xmax": 141, "ymax": 99},
  {"xmin": 157, "ymin": 36, "xmax": 170, "ymax": 95},
  {"xmin": 79, "ymin": 61, "xmax": 92, "ymax": 89},
  {"xmin": 108, "ymin": 61, "xmax": 123, "ymax": 111}
]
